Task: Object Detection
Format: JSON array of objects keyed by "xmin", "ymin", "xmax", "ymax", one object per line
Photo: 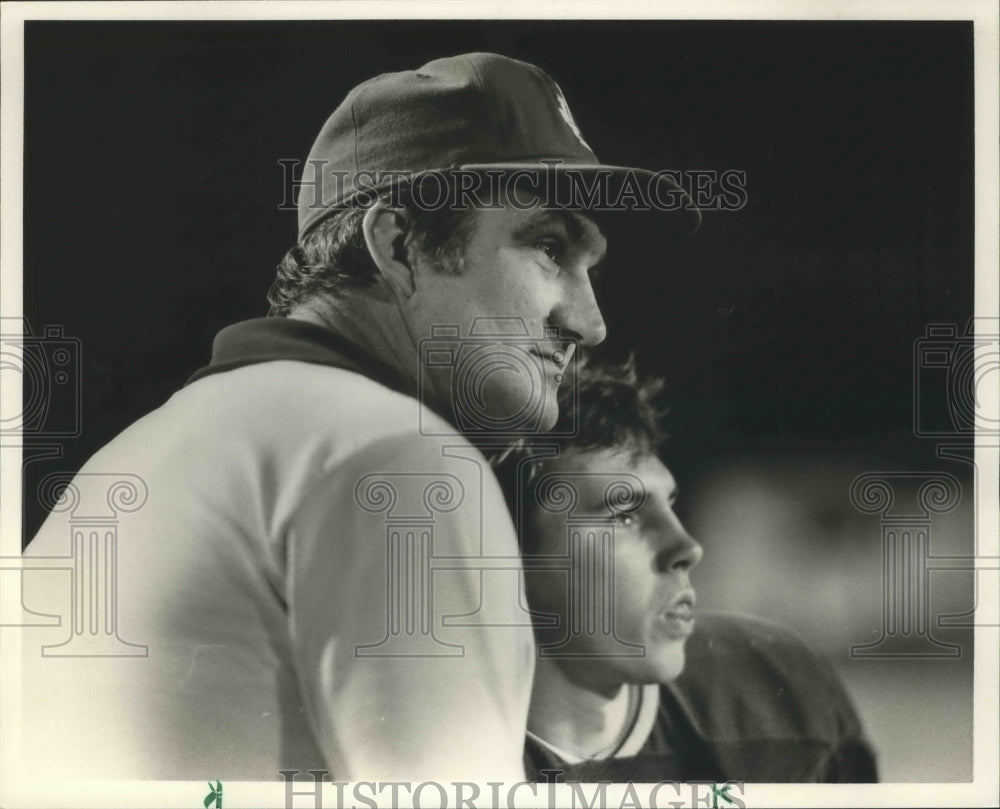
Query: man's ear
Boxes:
[{"xmin": 362, "ymin": 202, "xmax": 415, "ymax": 298}]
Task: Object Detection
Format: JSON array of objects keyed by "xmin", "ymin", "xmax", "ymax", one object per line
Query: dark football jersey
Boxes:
[{"xmin": 524, "ymin": 612, "xmax": 878, "ymax": 783}]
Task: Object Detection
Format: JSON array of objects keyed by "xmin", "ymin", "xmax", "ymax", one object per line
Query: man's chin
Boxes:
[
  {"xmin": 473, "ymin": 380, "xmax": 558, "ymax": 434},
  {"xmin": 532, "ymin": 394, "xmax": 559, "ymax": 433}
]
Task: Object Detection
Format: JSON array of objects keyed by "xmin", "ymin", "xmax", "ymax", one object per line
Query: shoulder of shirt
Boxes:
[
  {"xmin": 173, "ymin": 360, "xmax": 496, "ymax": 516},
  {"xmin": 684, "ymin": 611, "xmax": 820, "ymax": 665},
  {"xmin": 179, "ymin": 358, "xmax": 465, "ymax": 444},
  {"xmin": 665, "ymin": 611, "xmax": 861, "ymax": 743}
]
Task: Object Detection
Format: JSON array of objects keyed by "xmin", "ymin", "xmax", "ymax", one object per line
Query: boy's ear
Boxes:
[{"xmin": 362, "ymin": 202, "xmax": 415, "ymax": 298}]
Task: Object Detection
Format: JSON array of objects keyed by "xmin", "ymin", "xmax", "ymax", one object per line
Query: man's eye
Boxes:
[{"xmin": 535, "ymin": 239, "xmax": 564, "ymax": 266}]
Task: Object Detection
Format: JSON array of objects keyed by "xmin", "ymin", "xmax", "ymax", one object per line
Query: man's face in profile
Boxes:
[
  {"xmin": 410, "ymin": 189, "xmax": 608, "ymax": 433},
  {"xmin": 524, "ymin": 447, "xmax": 703, "ymax": 695}
]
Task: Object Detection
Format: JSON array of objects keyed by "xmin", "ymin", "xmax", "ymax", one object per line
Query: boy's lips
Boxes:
[{"xmin": 660, "ymin": 590, "xmax": 696, "ymax": 638}]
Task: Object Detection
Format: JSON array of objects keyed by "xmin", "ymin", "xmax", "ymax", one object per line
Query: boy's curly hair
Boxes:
[{"xmin": 491, "ymin": 355, "xmax": 669, "ymax": 545}]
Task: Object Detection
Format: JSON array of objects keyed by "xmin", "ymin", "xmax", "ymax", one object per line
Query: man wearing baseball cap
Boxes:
[{"xmin": 22, "ymin": 53, "xmax": 696, "ymax": 782}]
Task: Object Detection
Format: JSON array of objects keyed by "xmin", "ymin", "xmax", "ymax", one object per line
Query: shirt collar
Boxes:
[{"xmin": 186, "ymin": 317, "xmax": 415, "ymax": 398}]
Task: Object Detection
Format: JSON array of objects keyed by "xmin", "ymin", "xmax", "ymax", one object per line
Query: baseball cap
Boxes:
[{"xmin": 297, "ymin": 52, "xmax": 701, "ymax": 240}]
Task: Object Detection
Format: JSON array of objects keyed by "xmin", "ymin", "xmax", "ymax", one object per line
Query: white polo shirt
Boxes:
[{"xmin": 20, "ymin": 318, "xmax": 534, "ymax": 782}]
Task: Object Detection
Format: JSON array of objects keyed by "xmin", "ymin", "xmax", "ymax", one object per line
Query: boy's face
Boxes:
[{"xmin": 523, "ymin": 446, "xmax": 703, "ymax": 695}]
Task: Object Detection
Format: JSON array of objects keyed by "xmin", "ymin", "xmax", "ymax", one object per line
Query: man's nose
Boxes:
[
  {"xmin": 552, "ymin": 275, "xmax": 607, "ymax": 347},
  {"xmin": 656, "ymin": 523, "xmax": 704, "ymax": 574}
]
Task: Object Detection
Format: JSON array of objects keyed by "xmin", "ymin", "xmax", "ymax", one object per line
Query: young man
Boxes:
[
  {"xmin": 21, "ymin": 54, "xmax": 697, "ymax": 781},
  {"xmin": 494, "ymin": 360, "xmax": 879, "ymax": 782}
]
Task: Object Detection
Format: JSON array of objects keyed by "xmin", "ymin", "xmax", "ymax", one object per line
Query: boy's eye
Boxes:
[{"xmin": 612, "ymin": 511, "xmax": 636, "ymax": 528}]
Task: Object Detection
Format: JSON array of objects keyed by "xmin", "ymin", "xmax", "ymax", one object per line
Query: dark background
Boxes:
[{"xmin": 22, "ymin": 22, "xmax": 974, "ymax": 536}]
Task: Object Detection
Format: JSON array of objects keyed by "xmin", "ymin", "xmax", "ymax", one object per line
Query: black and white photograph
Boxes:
[{"xmin": 1, "ymin": 2, "xmax": 997, "ymax": 808}]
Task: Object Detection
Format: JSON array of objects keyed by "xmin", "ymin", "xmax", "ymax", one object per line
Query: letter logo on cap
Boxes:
[{"xmin": 554, "ymin": 84, "xmax": 591, "ymax": 151}]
